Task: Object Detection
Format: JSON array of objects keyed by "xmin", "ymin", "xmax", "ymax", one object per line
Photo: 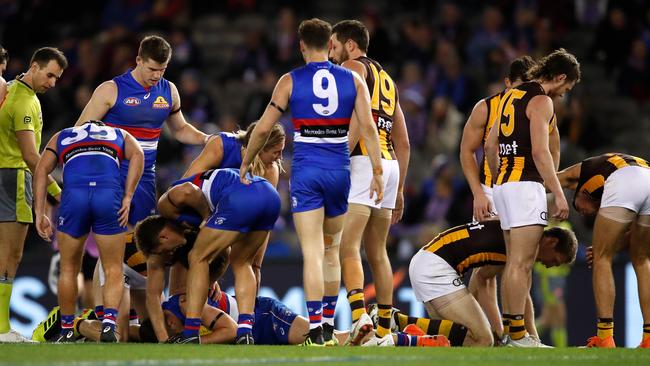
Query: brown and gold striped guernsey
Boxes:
[
  {"xmin": 495, "ymin": 81, "xmax": 555, "ymax": 185},
  {"xmin": 351, "ymin": 56, "xmax": 398, "ymax": 160},
  {"xmin": 574, "ymin": 153, "xmax": 650, "ymax": 208},
  {"xmin": 124, "ymin": 233, "xmax": 147, "ymax": 276},
  {"xmin": 420, "ymin": 220, "xmax": 507, "ymax": 275},
  {"xmin": 478, "ymin": 91, "xmax": 504, "ymax": 187}
]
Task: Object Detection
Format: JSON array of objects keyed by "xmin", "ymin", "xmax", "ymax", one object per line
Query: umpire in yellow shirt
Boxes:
[{"xmin": 0, "ymin": 47, "xmax": 67, "ymax": 342}]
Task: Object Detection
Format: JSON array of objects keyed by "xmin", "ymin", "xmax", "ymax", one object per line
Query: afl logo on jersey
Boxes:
[{"xmin": 123, "ymin": 97, "xmax": 141, "ymax": 106}]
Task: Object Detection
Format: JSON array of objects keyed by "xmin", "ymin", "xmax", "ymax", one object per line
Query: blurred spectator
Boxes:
[
  {"xmin": 101, "ymin": 0, "xmax": 152, "ymax": 31},
  {"xmin": 361, "ymin": 9, "xmax": 395, "ymax": 67},
  {"xmin": 271, "ymin": 7, "xmax": 300, "ymax": 70},
  {"xmin": 591, "ymin": 7, "xmax": 636, "ymax": 75},
  {"xmin": 465, "ymin": 6, "xmax": 507, "ymax": 67},
  {"xmin": 618, "ymin": 39, "xmax": 650, "ymax": 104},
  {"xmin": 435, "ymin": 1, "xmax": 468, "ymax": 55},
  {"xmin": 179, "ymin": 69, "xmax": 218, "ymax": 124},
  {"xmin": 165, "ymin": 26, "xmax": 202, "ymax": 81},
  {"xmin": 433, "ymin": 52, "xmax": 475, "ymax": 112},
  {"xmin": 229, "ymin": 29, "xmax": 271, "ymax": 82},
  {"xmin": 242, "ymin": 69, "xmax": 278, "ymax": 123},
  {"xmin": 426, "ymin": 97, "xmax": 463, "ymax": 155},
  {"xmin": 574, "ymin": 0, "xmax": 608, "ymax": 27}
]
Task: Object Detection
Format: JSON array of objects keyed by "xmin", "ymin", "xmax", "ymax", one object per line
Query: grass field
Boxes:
[{"xmin": 1, "ymin": 344, "xmax": 649, "ymax": 366}]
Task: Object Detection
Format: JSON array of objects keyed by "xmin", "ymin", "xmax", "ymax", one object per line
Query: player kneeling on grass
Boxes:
[
  {"xmin": 34, "ymin": 121, "xmax": 144, "ymax": 343},
  {"xmin": 558, "ymin": 153, "xmax": 650, "ymax": 348},
  {"xmin": 155, "ymin": 168, "xmax": 280, "ymax": 344},
  {"xmin": 409, "ymin": 220, "xmax": 577, "ymax": 347}
]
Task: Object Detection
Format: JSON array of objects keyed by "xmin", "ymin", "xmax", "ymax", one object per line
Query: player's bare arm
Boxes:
[
  {"xmin": 341, "ymin": 59, "xmax": 367, "ymax": 80},
  {"xmin": 75, "ymin": 81, "xmax": 117, "ymax": 125},
  {"xmin": 557, "ymin": 162, "xmax": 582, "ymax": 190},
  {"xmin": 120, "ymin": 131, "xmax": 145, "ymax": 227},
  {"xmin": 33, "ymin": 133, "xmax": 60, "ymax": 241},
  {"xmin": 391, "ymin": 101, "xmax": 410, "ymax": 224},
  {"xmin": 16, "ymin": 130, "xmax": 60, "ymax": 201},
  {"xmin": 145, "ymin": 256, "xmax": 169, "ymax": 342},
  {"xmin": 460, "ymin": 99, "xmax": 491, "ymax": 220},
  {"xmin": 484, "ymin": 117, "xmax": 500, "ymax": 186},
  {"xmin": 182, "ymin": 135, "xmax": 224, "ymax": 178},
  {"xmin": 549, "ymin": 121, "xmax": 560, "ymax": 171},
  {"xmin": 529, "ymin": 95, "xmax": 568, "ymax": 220},
  {"xmin": 469, "ymin": 265, "xmax": 503, "ymax": 336},
  {"xmin": 352, "ymin": 72, "xmax": 384, "ymax": 203},
  {"xmin": 240, "ymin": 73, "xmax": 291, "ymax": 184},
  {"xmin": 158, "ymin": 182, "xmax": 210, "ymax": 220},
  {"xmin": 165, "ymin": 82, "xmax": 210, "ymax": 145}
]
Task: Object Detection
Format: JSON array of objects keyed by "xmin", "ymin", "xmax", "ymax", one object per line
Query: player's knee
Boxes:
[
  {"xmin": 188, "ymin": 248, "xmax": 209, "ymax": 265},
  {"xmin": 631, "ymin": 254, "xmax": 650, "ymax": 268}
]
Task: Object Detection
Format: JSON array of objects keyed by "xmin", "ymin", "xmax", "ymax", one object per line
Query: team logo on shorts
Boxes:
[
  {"xmin": 58, "ymin": 217, "xmax": 65, "ymax": 227},
  {"xmin": 540, "ymin": 211, "xmax": 548, "ymax": 221},
  {"xmin": 291, "ymin": 196, "xmax": 297, "ymax": 208},
  {"xmin": 214, "ymin": 217, "xmax": 226, "ymax": 225},
  {"xmin": 152, "ymin": 96, "xmax": 170, "ymax": 109},
  {"xmin": 452, "ymin": 278, "xmax": 463, "ymax": 287},
  {"xmin": 123, "ymin": 97, "xmax": 141, "ymax": 106}
]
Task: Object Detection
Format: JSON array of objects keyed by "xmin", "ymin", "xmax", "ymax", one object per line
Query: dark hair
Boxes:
[
  {"xmin": 30, "ymin": 47, "xmax": 68, "ymax": 69},
  {"xmin": 332, "ymin": 20, "xmax": 370, "ymax": 52},
  {"xmin": 134, "ymin": 215, "xmax": 169, "ymax": 257},
  {"xmin": 543, "ymin": 226, "xmax": 578, "ymax": 264},
  {"xmin": 0, "ymin": 45, "xmax": 8, "ymax": 64},
  {"xmin": 508, "ymin": 55, "xmax": 536, "ymax": 82},
  {"xmin": 138, "ymin": 319, "xmax": 159, "ymax": 343},
  {"xmin": 138, "ymin": 35, "xmax": 172, "ymax": 64},
  {"xmin": 527, "ymin": 48, "xmax": 581, "ymax": 83},
  {"xmin": 298, "ymin": 18, "xmax": 332, "ymax": 50}
]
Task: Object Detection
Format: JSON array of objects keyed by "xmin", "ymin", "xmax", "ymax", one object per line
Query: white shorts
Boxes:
[
  {"xmin": 482, "ymin": 184, "xmax": 498, "ymax": 216},
  {"xmin": 493, "ymin": 181, "xmax": 547, "ymax": 230},
  {"xmin": 409, "ymin": 250, "xmax": 465, "ymax": 302},
  {"xmin": 601, "ymin": 166, "xmax": 650, "ymax": 215},
  {"xmin": 99, "ymin": 261, "xmax": 147, "ymax": 290},
  {"xmin": 348, "ymin": 156, "xmax": 400, "ymax": 209}
]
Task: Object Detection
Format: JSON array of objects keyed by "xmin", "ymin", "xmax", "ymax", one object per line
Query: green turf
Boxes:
[{"xmin": 1, "ymin": 345, "xmax": 649, "ymax": 366}]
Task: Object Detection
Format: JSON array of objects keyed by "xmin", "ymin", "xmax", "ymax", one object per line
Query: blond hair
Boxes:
[{"xmin": 235, "ymin": 122, "xmax": 286, "ymax": 177}]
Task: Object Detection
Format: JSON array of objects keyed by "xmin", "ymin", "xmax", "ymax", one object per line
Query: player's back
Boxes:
[
  {"xmin": 103, "ymin": 71, "xmax": 172, "ymax": 178},
  {"xmin": 421, "ymin": 220, "xmax": 507, "ymax": 275},
  {"xmin": 57, "ymin": 122, "xmax": 125, "ymax": 189},
  {"xmin": 216, "ymin": 132, "xmax": 243, "ymax": 169},
  {"xmin": 352, "ymin": 56, "xmax": 397, "ymax": 160},
  {"xmin": 576, "ymin": 153, "xmax": 650, "ymax": 200},
  {"xmin": 478, "ymin": 91, "xmax": 504, "ymax": 187},
  {"xmin": 289, "ymin": 61, "xmax": 356, "ymax": 169}
]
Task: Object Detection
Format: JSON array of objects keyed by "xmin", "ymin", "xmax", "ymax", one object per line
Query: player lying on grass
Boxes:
[
  {"xmin": 409, "ymin": 220, "xmax": 578, "ymax": 347},
  {"xmin": 140, "ymin": 168, "xmax": 281, "ymax": 344},
  {"xmin": 557, "ymin": 153, "xmax": 650, "ymax": 348}
]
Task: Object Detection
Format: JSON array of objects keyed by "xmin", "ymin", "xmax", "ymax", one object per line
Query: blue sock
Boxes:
[
  {"xmin": 183, "ymin": 317, "xmax": 201, "ymax": 338},
  {"xmin": 102, "ymin": 308, "xmax": 118, "ymax": 331},
  {"xmin": 94, "ymin": 305, "xmax": 104, "ymax": 321},
  {"xmin": 236, "ymin": 313, "xmax": 254, "ymax": 338},
  {"xmin": 322, "ymin": 296, "xmax": 337, "ymax": 326},
  {"xmin": 395, "ymin": 332, "xmax": 418, "ymax": 346},
  {"xmin": 306, "ymin": 300, "xmax": 323, "ymax": 330},
  {"xmin": 61, "ymin": 314, "xmax": 75, "ymax": 335}
]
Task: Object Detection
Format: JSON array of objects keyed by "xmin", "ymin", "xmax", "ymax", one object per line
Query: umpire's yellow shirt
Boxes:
[{"xmin": 0, "ymin": 78, "xmax": 42, "ymax": 170}]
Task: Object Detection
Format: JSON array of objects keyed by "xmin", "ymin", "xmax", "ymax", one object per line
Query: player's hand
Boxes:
[
  {"xmin": 473, "ymin": 193, "xmax": 493, "ymax": 221},
  {"xmin": 586, "ymin": 246, "xmax": 593, "ymax": 269},
  {"xmin": 118, "ymin": 196, "xmax": 132, "ymax": 227},
  {"xmin": 208, "ymin": 282, "xmax": 222, "ymax": 303},
  {"xmin": 36, "ymin": 214, "xmax": 53, "ymax": 242},
  {"xmin": 391, "ymin": 191, "xmax": 404, "ymax": 225},
  {"xmin": 239, "ymin": 164, "xmax": 252, "ymax": 185},
  {"xmin": 553, "ymin": 192, "xmax": 569, "ymax": 220},
  {"xmin": 370, "ymin": 174, "xmax": 384, "ymax": 205}
]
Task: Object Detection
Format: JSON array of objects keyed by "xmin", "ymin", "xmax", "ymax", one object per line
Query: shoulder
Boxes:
[
  {"xmin": 341, "ymin": 59, "xmax": 366, "ymax": 78},
  {"xmin": 92, "ymin": 80, "xmax": 118, "ymax": 101}
]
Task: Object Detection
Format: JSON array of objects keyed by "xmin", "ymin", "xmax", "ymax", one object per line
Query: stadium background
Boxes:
[{"xmin": 1, "ymin": 0, "xmax": 649, "ymax": 347}]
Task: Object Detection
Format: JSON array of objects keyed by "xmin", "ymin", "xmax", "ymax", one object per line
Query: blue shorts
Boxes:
[
  {"xmin": 253, "ymin": 296, "xmax": 298, "ymax": 345},
  {"xmin": 128, "ymin": 179, "xmax": 156, "ymax": 226},
  {"xmin": 57, "ymin": 186, "xmax": 127, "ymax": 238},
  {"xmin": 290, "ymin": 166, "xmax": 350, "ymax": 217},
  {"xmin": 204, "ymin": 180, "xmax": 280, "ymax": 232}
]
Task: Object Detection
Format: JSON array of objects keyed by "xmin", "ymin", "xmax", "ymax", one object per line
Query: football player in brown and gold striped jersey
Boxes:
[{"xmin": 558, "ymin": 153, "xmax": 650, "ymax": 348}]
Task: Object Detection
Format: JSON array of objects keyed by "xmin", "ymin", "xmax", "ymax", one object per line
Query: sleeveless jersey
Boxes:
[
  {"xmin": 289, "ymin": 61, "xmax": 357, "ymax": 169},
  {"xmin": 495, "ymin": 82, "xmax": 555, "ymax": 185},
  {"xmin": 123, "ymin": 232, "xmax": 147, "ymax": 276},
  {"xmin": 420, "ymin": 220, "xmax": 507, "ymax": 275},
  {"xmin": 103, "ymin": 70, "xmax": 172, "ymax": 180},
  {"xmin": 574, "ymin": 153, "xmax": 650, "ymax": 207},
  {"xmin": 351, "ymin": 56, "xmax": 398, "ymax": 160},
  {"xmin": 478, "ymin": 91, "xmax": 504, "ymax": 187},
  {"xmin": 217, "ymin": 132, "xmax": 243, "ymax": 168},
  {"xmin": 56, "ymin": 123, "xmax": 125, "ymax": 189}
]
